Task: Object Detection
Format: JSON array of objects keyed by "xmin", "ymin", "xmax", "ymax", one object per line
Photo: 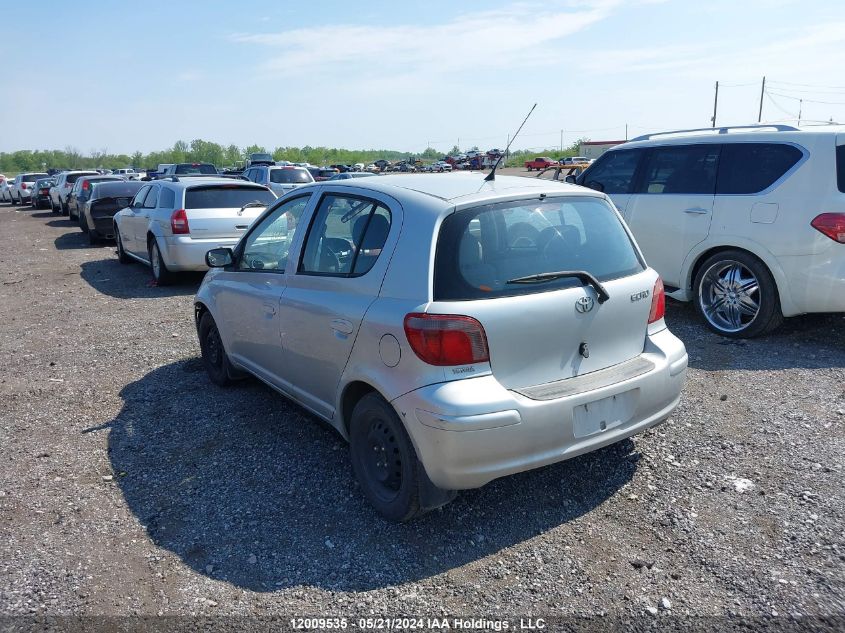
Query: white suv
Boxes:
[{"xmin": 576, "ymin": 124, "xmax": 845, "ymax": 337}]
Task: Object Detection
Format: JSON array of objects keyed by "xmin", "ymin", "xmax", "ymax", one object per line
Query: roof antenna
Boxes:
[{"xmin": 485, "ymin": 103, "xmax": 537, "ymax": 182}]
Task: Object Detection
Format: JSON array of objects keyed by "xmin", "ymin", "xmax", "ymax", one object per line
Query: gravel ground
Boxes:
[{"xmin": 0, "ymin": 197, "xmax": 843, "ymax": 628}]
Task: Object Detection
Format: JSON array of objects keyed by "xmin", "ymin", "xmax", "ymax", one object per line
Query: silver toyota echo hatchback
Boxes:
[{"xmin": 194, "ymin": 173, "xmax": 688, "ymax": 521}]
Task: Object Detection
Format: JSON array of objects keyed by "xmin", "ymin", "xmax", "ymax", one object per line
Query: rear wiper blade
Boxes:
[{"xmin": 505, "ymin": 270, "xmax": 610, "ymax": 304}]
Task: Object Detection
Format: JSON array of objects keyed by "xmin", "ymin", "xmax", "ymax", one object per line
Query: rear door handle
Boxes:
[
  {"xmin": 331, "ymin": 319, "xmax": 354, "ymax": 335},
  {"xmin": 684, "ymin": 206, "xmax": 709, "ymax": 214},
  {"xmin": 263, "ymin": 302, "xmax": 277, "ymax": 316}
]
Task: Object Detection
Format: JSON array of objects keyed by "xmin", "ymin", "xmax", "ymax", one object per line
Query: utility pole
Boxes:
[
  {"xmin": 711, "ymin": 81, "xmax": 719, "ymax": 128},
  {"xmin": 625, "ymin": 123, "xmax": 628, "ymax": 140},
  {"xmin": 560, "ymin": 129, "xmax": 563, "ymax": 152},
  {"xmin": 798, "ymin": 99, "xmax": 803, "ymax": 125},
  {"xmin": 758, "ymin": 76, "xmax": 766, "ymax": 123}
]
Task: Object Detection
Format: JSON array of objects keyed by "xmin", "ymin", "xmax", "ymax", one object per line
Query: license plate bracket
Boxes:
[{"xmin": 572, "ymin": 390, "xmax": 637, "ymax": 438}]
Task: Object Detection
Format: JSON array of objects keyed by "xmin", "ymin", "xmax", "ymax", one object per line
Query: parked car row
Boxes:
[{"xmin": 3, "ymin": 123, "xmax": 841, "ymax": 521}]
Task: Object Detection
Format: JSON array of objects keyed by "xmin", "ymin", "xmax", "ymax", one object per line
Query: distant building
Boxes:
[{"xmin": 579, "ymin": 140, "xmax": 626, "ymax": 160}]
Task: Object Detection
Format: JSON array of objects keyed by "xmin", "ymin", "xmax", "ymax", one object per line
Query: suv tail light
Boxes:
[
  {"xmin": 170, "ymin": 209, "xmax": 190, "ymax": 234},
  {"xmin": 404, "ymin": 313, "xmax": 490, "ymax": 366},
  {"xmin": 648, "ymin": 277, "xmax": 666, "ymax": 324},
  {"xmin": 20, "ymin": 183, "xmax": 27, "ymax": 190},
  {"xmin": 82, "ymin": 180, "xmax": 90, "ymax": 190},
  {"xmin": 810, "ymin": 213, "xmax": 845, "ymax": 243}
]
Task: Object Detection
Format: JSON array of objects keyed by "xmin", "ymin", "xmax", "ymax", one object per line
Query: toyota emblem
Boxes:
[{"xmin": 575, "ymin": 296, "xmax": 595, "ymax": 313}]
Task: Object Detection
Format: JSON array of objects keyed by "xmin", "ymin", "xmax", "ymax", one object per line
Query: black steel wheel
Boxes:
[
  {"xmin": 350, "ymin": 393, "xmax": 427, "ymax": 522},
  {"xmin": 198, "ymin": 312, "xmax": 235, "ymax": 387}
]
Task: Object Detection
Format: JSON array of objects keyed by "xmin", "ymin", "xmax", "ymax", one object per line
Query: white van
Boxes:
[{"xmin": 576, "ymin": 124, "xmax": 845, "ymax": 337}]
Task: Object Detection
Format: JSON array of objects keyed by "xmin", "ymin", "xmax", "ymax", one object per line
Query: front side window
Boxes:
[
  {"xmin": 238, "ymin": 195, "xmax": 311, "ymax": 272},
  {"xmin": 579, "ymin": 149, "xmax": 642, "ymax": 194},
  {"xmin": 639, "ymin": 144, "xmax": 719, "ymax": 194},
  {"xmin": 837, "ymin": 144, "xmax": 845, "ymax": 194},
  {"xmin": 716, "ymin": 143, "xmax": 803, "ymax": 194},
  {"xmin": 434, "ymin": 196, "xmax": 643, "ymax": 300},
  {"xmin": 143, "ymin": 187, "xmax": 159, "ymax": 209},
  {"xmin": 132, "ymin": 185, "xmax": 151, "ymax": 208},
  {"xmin": 299, "ymin": 195, "xmax": 392, "ymax": 276}
]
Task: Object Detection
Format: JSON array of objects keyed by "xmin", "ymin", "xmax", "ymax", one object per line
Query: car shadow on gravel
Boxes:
[
  {"xmin": 666, "ymin": 300, "xmax": 845, "ymax": 371},
  {"xmin": 80, "ymin": 259, "xmax": 203, "ymax": 298},
  {"xmin": 31, "ymin": 211, "xmax": 57, "ymax": 218},
  {"xmin": 99, "ymin": 359, "xmax": 638, "ymax": 592}
]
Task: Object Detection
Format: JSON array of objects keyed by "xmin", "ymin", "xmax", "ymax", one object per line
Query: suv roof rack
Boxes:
[{"xmin": 630, "ymin": 124, "xmax": 800, "ymax": 143}]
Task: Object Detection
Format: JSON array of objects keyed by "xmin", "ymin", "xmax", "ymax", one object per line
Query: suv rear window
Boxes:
[
  {"xmin": 837, "ymin": 144, "xmax": 845, "ymax": 194},
  {"xmin": 434, "ymin": 196, "xmax": 643, "ymax": 300},
  {"xmin": 270, "ymin": 168, "xmax": 312, "ymax": 184},
  {"xmin": 66, "ymin": 172, "xmax": 97, "ymax": 184},
  {"xmin": 174, "ymin": 163, "xmax": 217, "ymax": 175},
  {"xmin": 185, "ymin": 185, "xmax": 275, "ymax": 209},
  {"xmin": 716, "ymin": 143, "xmax": 803, "ymax": 194},
  {"xmin": 23, "ymin": 173, "xmax": 47, "ymax": 182}
]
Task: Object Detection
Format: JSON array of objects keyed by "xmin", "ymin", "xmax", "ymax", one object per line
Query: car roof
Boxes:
[
  {"xmin": 157, "ymin": 177, "xmax": 267, "ymax": 190},
  {"xmin": 318, "ymin": 172, "xmax": 597, "ymax": 206}
]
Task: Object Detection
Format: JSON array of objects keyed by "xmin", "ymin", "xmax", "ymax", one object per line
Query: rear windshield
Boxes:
[
  {"xmin": 185, "ymin": 185, "xmax": 275, "ymax": 209},
  {"xmin": 23, "ymin": 173, "xmax": 48, "ymax": 182},
  {"xmin": 434, "ymin": 196, "xmax": 643, "ymax": 300},
  {"xmin": 67, "ymin": 172, "xmax": 97, "ymax": 184},
  {"xmin": 91, "ymin": 182, "xmax": 144, "ymax": 200},
  {"xmin": 837, "ymin": 144, "xmax": 845, "ymax": 194},
  {"xmin": 174, "ymin": 164, "xmax": 217, "ymax": 175},
  {"xmin": 270, "ymin": 168, "xmax": 312, "ymax": 184}
]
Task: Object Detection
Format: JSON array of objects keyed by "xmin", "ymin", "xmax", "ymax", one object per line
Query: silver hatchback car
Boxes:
[{"xmin": 194, "ymin": 174, "xmax": 688, "ymax": 521}]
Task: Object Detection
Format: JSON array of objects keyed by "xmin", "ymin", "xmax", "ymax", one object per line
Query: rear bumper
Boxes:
[
  {"xmin": 91, "ymin": 217, "xmax": 118, "ymax": 238},
  {"xmin": 159, "ymin": 235, "xmax": 242, "ymax": 271},
  {"xmin": 392, "ymin": 328, "xmax": 687, "ymax": 490}
]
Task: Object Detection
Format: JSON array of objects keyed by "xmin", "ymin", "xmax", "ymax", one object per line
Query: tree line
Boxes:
[{"xmin": 0, "ymin": 139, "xmax": 584, "ymax": 174}]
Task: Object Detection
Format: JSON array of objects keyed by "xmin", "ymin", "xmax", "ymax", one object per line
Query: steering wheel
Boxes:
[
  {"xmin": 507, "ymin": 222, "xmax": 540, "ymax": 248},
  {"xmin": 319, "ymin": 243, "xmax": 341, "ymax": 273}
]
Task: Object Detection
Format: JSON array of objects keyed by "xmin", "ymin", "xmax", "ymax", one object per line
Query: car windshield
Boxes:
[
  {"xmin": 185, "ymin": 185, "xmax": 275, "ymax": 209},
  {"xmin": 270, "ymin": 169, "xmax": 312, "ymax": 184},
  {"xmin": 434, "ymin": 196, "xmax": 643, "ymax": 300}
]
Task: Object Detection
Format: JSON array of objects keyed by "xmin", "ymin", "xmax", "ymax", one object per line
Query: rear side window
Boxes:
[
  {"xmin": 159, "ymin": 188, "xmax": 176, "ymax": 208},
  {"xmin": 270, "ymin": 169, "xmax": 313, "ymax": 184},
  {"xmin": 639, "ymin": 144, "xmax": 719, "ymax": 194},
  {"xmin": 716, "ymin": 143, "xmax": 802, "ymax": 194},
  {"xmin": 578, "ymin": 149, "xmax": 641, "ymax": 193},
  {"xmin": 143, "ymin": 188, "xmax": 159, "ymax": 209},
  {"xmin": 299, "ymin": 195, "xmax": 391, "ymax": 276},
  {"xmin": 836, "ymin": 144, "xmax": 845, "ymax": 193},
  {"xmin": 435, "ymin": 197, "xmax": 643, "ymax": 301},
  {"xmin": 185, "ymin": 186, "xmax": 275, "ymax": 209}
]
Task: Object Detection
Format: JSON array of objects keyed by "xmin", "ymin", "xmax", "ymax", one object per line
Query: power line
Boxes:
[
  {"xmin": 768, "ymin": 90, "xmax": 845, "ymax": 106},
  {"xmin": 718, "ymin": 81, "xmax": 758, "ymax": 88},
  {"xmin": 767, "ymin": 85, "xmax": 845, "ymax": 96},
  {"xmin": 768, "ymin": 79, "xmax": 845, "ymax": 90},
  {"xmin": 765, "ymin": 92, "xmax": 797, "ymax": 119}
]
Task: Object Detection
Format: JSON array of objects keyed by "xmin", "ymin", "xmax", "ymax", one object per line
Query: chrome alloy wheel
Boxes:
[{"xmin": 698, "ymin": 260, "xmax": 761, "ymax": 333}]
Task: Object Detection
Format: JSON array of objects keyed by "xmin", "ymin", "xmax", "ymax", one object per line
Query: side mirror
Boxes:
[
  {"xmin": 206, "ymin": 247, "xmax": 234, "ymax": 268},
  {"xmin": 564, "ymin": 175, "xmax": 577, "ymax": 184}
]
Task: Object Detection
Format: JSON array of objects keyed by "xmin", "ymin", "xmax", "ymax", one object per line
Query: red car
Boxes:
[{"xmin": 524, "ymin": 157, "xmax": 557, "ymax": 171}]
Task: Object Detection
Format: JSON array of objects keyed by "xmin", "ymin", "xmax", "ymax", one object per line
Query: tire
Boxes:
[
  {"xmin": 115, "ymin": 230, "xmax": 131, "ymax": 264},
  {"xmin": 349, "ymin": 393, "xmax": 435, "ymax": 522},
  {"xmin": 693, "ymin": 249, "xmax": 783, "ymax": 338},
  {"xmin": 10, "ymin": 194, "xmax": 18, "ymax": 206},
  {"xmin": 198, "ymin": 312, "xmax": 236, "ymax": 387},
  {"xmin": 148, "ymin": 238, "xmax": 176, "ymax": 285},
  {"xmin": 61, "ymin": 200, "xmax": 69, "ymax": 216},
  {"xmin": 69, "ymin": 205, "xmax": 77, "ymax": 222},
  {"xmin": 79, "ymin": 213, "xmax": 89, "ymax": 233},
  {"xmin": 51, "ymin": 199, "xmax": 59, "ymax": 214}
]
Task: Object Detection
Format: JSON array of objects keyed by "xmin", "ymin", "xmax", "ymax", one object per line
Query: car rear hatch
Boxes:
[
  {"xmin": 431, "ymin": 194, "xmax": 656, "ymax": 391},
  {"xmin": 90, "ymin": 196, "xmax": 134, "ymax": 219},
  {"xmin": 182, "ymin": 184, "xmax": 277, "ymax": 239}
]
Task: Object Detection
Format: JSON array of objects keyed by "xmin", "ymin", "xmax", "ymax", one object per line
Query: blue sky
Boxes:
[{"xmin": 2, "ymin": 0, "xmax": 844, "ymax": 155}]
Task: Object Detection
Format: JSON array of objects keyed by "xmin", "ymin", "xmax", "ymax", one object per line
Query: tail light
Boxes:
[
  {"xmin": 39, "ymin": 188, "xmax": 49, "ymax": 195},
  {"xmin": 170, "ymin": 209, "xmax": 189, "ymax": 234},
  {"xmin": 810, "ymin": 213, "xmax": 845, "ymax": 244},
  {"xmin": 20, "ymin": 183, "xmax": 27, "ymax": 190},
  {"xmin": 82, "ymin": 180, "xmax": 90, "ymax": 190},
  {"xmin": 648, "ymin": 277, "xmax": 666, "ymax": 324},
  {"xmin": 403, "ymin": 313, "xmax": 490, "ymax": 366}
]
